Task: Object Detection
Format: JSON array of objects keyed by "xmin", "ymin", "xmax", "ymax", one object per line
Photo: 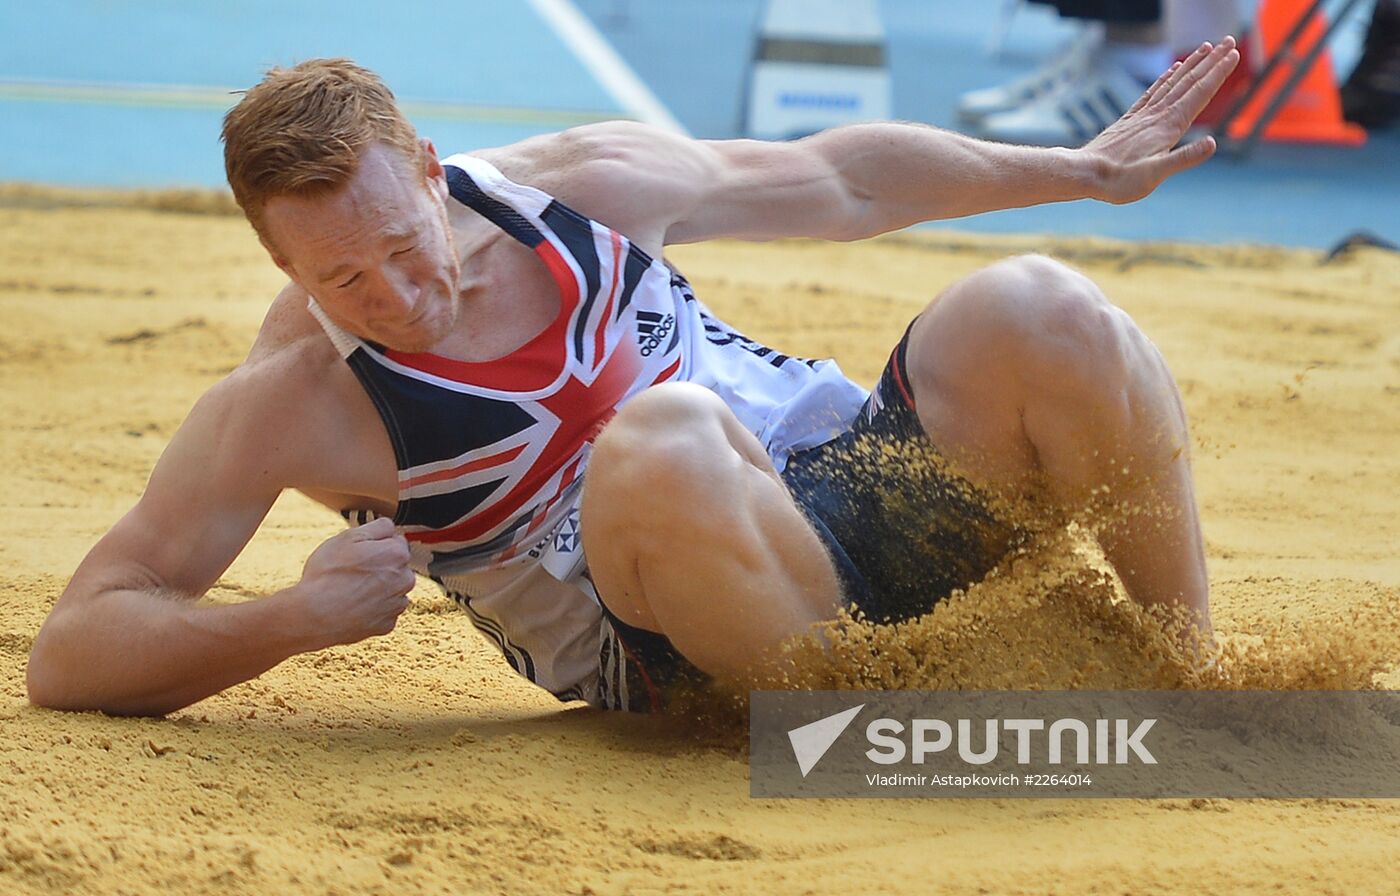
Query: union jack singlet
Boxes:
[{"xmin": 308, "ymin": 154, "xmax": 867, "ymax": 707}]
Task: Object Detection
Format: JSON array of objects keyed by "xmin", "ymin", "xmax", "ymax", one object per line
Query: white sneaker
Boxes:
[
  {"xmin": 971, "ymin": 54, "xmax": 1152, "ymax": 146},
  {"xmin": 956, "ymin": 25, "xmax": 1104, "ymax": 125}
]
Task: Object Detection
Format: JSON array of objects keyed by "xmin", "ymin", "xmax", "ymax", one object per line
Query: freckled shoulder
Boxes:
[
  {"xmin": 245, "ymin": 281, "xmax": 330, "ymax": 364},
  {"xmin": 211, "ymin": 283, "xmax": 357, "ymax": 464},
  {"xmin": 470, "ymin": 125, "xmax": 675, "ymax": 258},
  {"xmin": 226, "ymin": 283, "xmax": 398, "ymax": 505},
  {"xmin": 237, "ymin": 282, "xmax": 370, "ymax": 424}
]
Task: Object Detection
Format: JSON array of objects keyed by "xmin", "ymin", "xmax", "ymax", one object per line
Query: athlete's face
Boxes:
[{"xmin": 261, "ymin": 140, "xmax": 462, "ymax": 353}]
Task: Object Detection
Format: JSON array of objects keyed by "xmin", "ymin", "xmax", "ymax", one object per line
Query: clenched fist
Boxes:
[{"xmin": 295, "ymin": 517, "xmax": 416, "ymax": 649}]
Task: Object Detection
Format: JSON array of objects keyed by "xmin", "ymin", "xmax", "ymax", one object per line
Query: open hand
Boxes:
[{"xmin": 1081, "ymin": 37, "xmax": 1241, "ymax": 204}]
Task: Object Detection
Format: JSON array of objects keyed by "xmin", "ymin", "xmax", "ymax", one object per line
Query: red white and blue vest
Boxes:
[{"xmin": 309, "ymin": 154, "xmax": 866, "ymax": 706}]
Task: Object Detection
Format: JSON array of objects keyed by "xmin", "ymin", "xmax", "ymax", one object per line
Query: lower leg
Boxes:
[
  {"xmin": 1165, "ymin": 0, "xmax": 1243, "ymax": 51},
  {"xmin": 1102, "ymin": 21, "xmax": 1173, "ymax": 82},
  {"xmin": 905, "ymin": 255, "xmax": 1210, "ymax": 633},
  {"xmin": 1025, "ymin": 342, "xmax": 1212, "ymax": 633},
  {"xmin": 1105, "ymin": 21, "xmax": 1166, "ymax": 44}
]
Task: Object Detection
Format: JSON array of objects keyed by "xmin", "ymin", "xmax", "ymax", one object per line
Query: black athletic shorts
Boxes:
[{"xmin": 597, "ymin": 324, "xmax": 1020, "ymax": 713}]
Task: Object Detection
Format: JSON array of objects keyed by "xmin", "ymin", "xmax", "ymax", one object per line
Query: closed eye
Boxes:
[
  {"xmin": 337, "ymin": 272, "xmax": 362, "ymax": 289},
  {"xmin": 392, "ymin": 245, "xmax": 418, "ymax": 257}
]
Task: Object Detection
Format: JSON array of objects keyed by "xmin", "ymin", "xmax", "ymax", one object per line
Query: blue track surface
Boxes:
[
  {"xmin": 0, "ymin": 1, "xmax": 622, "ymax": 187},
  {"xmin": 2, "ymin": 1, "xmax": 1395, "ymax": 248},
  {"xmin": 575, "ymin": 0, "xmax": 1400, "ymax": 249}
]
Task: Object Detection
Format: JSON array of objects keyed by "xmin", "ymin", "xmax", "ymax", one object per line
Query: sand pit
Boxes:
[{"xmin": 2, "ymin": 190, "xmax": 1399, "ymax": 894}]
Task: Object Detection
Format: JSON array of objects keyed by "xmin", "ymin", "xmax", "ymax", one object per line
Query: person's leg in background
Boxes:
[
  {"xmin": 1164, "ymin": 0, "xmax": 1253, "ymax": 126},
  {"xmin": 955, "ymin": 15, "xmax": 1106, "ymax": 125},
  {"xmin": 962, "ymin": 0, "xmax": 1247, "ymax": 145},
  {"xmin": 1166, "ymin": 0, "xmax": 1244, "ymax": 51},
  {"xmin": 1341, "ymin": 0, "xmax": 1400, "ymax": 130}
]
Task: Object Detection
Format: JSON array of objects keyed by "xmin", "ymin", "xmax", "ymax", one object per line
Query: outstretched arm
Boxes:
[{"xmin": 517, "ymin": 38, "xmax": 1239, "ymax": 248}]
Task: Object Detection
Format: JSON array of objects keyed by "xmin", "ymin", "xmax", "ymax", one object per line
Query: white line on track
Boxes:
[
  {"xmin": 525, "ymin": 0, "xmax": 690, "ymax": 135},
  {"xmin": 0, "ymin": 77, "xmax": 619, "ymax": 128}
]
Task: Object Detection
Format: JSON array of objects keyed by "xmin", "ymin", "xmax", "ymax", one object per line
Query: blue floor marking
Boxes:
[
  {"xmin": 3, "ymin": 1, "xmax": 1395, "ymax": 248},
  {"xmin": 1, "ymin": 1, "xmax": 624, "ymax": 188},
  {"xmin": 576, "ymin": 0, "xmax": 1398, "ymax": 249}
]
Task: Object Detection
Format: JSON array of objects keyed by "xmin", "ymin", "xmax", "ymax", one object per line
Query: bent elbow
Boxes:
[
  {"xmin": 26, "ymin": 656, "xmax": 166, "ymax": 717},
  {"xmin": 25, "ymin": 641, "xmax": 72, "ymax": 711},
  {"xmin": 25, "ymin": 612, "xmax": 86, "ymax": 711},
  {"xmin": 24, "ymin": 612, "xmax": 129, "ymax": 714},
  {"xmin": 825, "ymin": 192, "xmax": 897, "ymax": 243}
]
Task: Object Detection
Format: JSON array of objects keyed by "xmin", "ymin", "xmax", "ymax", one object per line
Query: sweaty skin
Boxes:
[{"xmin": 27, "ymin": 40, "xmax": 1239, "ymax": 715}]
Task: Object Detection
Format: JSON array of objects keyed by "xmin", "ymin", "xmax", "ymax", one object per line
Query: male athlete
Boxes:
[{"xmin": 28, "ymin": 39, "xmax": 1238, "ymax": 714}]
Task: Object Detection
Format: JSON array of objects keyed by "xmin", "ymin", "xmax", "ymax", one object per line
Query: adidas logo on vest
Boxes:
[{"xmin": 636, "ymin": 310, "xmax": 675, "ymax": 357}]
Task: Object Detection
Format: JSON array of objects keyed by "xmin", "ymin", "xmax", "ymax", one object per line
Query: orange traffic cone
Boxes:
[{"xmin": 1228, "ymin": 0, "xmax": 1367, "ymax": 145}]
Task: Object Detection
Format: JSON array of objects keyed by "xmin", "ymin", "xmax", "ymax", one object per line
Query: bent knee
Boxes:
[
  {"xmin": 593, "ymin": 384, "xmax": 727, "ymax": 480},
  {"xmin": 601, "ymin": 382, "xmax": 728, "ymax": 440},
  {"xmin": 938, "ymin": 254, "xmax": 1137, "ymax": 392},
  {"xmin": 587, "ymin": 383, "xmax": 754, "ymax": 522}
]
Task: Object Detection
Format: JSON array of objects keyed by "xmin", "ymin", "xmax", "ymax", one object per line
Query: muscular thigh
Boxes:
[
  {"xmin": 902, "ymin": 253, "xmax": 1126, "ymax": 492},
  {"xmin": 579, "ymin": 383, "xmax": 842, "ymax": 643},
  {"xmin": 905, "ymin": 311, "xmax": 1035, "ymax": 491}
]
